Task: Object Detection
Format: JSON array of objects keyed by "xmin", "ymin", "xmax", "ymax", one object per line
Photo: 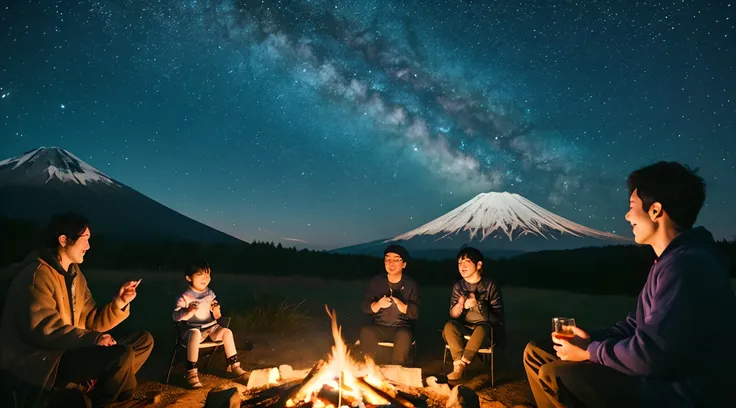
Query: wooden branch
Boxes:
[
  {"xmin": 275, "ymin": 360, "xmax": 326, "ymax": 408},
  {"xmin": 317, "ymin": 387, "xmax": 358, "ymax": 407},
  {"xmin": 355, "ymin": 377, "xmax": 415, "ymax": 408}
]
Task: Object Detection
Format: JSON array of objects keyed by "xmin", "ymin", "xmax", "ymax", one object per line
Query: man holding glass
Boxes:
[{"xmin": 523, "ymin": 162, "xmax": 736, "ymax": 407}]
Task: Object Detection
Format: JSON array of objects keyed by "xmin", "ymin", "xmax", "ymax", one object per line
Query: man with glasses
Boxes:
[{"xmin": 359, "ymin": 245, "xmax": 420, "ymax": 366}]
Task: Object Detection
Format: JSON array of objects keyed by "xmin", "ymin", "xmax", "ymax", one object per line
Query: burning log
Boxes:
[
  {"xmin": 356, "ymin": 377, "xmax": 415, "ymax": 408},
  {"xmin": 316, "ymin": 386, "xmax": 360, "ymax": 408},
  {"xmin": 277, "ymin": 359, "xmax": 326, "ymax": 408},
  {"xmin": 315, "ymin": 396, "xmax": 334, "ymax": 408}
]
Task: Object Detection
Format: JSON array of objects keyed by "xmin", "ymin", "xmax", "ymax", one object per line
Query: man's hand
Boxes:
[
  {"xmin": 456, "ymin": 295, "xmax": 466, "ymax": 307},
  {"xmin": 391, "ymin": 297, "xmax": 408, "ymax": 314},
  {"xmin": 376, "ymin": 296, "xmax": 393, "ymax": 309},
  {"xmin": 117, "ymin": 280, "xmax": 140, "ymax": 306},
  {"xmin": 464, "ymin": 293, "xmax": 478, "ymax": 309},
  {"xmin": 450, "ymin": 296, "xmax": 466, "ymax": 318},
  {"xmin": 552, "ymin": 326, "xmax": 592, "ymax": 362},
  {"xmin": 96, "ymin": 333, "xmax": 116, "ymax": 347}
]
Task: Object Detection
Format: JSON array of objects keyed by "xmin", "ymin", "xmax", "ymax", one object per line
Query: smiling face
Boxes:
[
  {"xmin": 384, "ymin": 253, "xmax": 406, "ymax": 277},
  {"xmin": 59, "ymin": 227, "xmax": 91, "ymax": 265},
  {"xmin": 625, "ymin": 189, "xmax": 661, "ymax": 245},
  {"xmin": 186, "ymin": 267, "xmax": 211, "ymax": 292},
  {"xmin": 458, "ymin": 255, "xmax": 482, "ymax": 281}
]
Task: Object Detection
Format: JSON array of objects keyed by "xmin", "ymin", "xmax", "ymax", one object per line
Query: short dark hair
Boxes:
[
  {"xmin": 384, "ymin": 244, "xmax": 409, "ymax": 261},
  {"xmin": 627, "ymin": 161, "xmax": 706, "ymax": 229},
  {"xmin": 185, "ymin": 260, "xmax": 211, "ymax": 277},
  {"xmin": 457, "ymin": 246, "xmax": 484, "ymax": 264},
  {"xmin": 44, "ymin": 212, "xmax": 89, "ymax": 249}
]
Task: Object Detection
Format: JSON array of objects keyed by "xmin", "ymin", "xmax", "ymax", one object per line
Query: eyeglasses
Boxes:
[{"xmin": 384, "ymin": 258, "xmax": 404, "ymax": 264}]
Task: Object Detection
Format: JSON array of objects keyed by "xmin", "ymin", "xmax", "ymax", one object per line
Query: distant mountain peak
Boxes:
[
  {"xmin": 0, "ymin": 146, "xmax": 242, "ymax": 244},
  {"xmin": 389, "ymin": 191, "xmax": 626, "ymax": 243},
  {"xmin": 0, "ymin": 146, "xmax": 118, "ymax": 186}
]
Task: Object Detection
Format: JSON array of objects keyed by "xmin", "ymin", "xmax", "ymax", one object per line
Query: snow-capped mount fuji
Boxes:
[
  {"xmin": 0, "ymin": 147, "xmax": 242, "ymax": 244},
  {"xmin": 333, "ymin": 192, "xmax": 629, "ymax": 260},
  {"xmin": 0, "ymin": 147, "xmax": 119, "ymax": 187}
]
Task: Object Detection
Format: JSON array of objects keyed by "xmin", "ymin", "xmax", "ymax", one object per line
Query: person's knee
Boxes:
[
  {"xmin": 395, "ymin": 328, "xmax": 412, "ymax": 344},
  {"xmin": 523, "ymin": 341, "xmax": 538, "ymax": 365},
  {"xmin": 139, "ymin": 331, "xmax": 154, "ymax": 351},
  {"xmin": 111, "ymin": 345, "xmax": 136, "ymax": 368},
  {"xmin": 359, "ymin": 325, "xmax": 375, "ymax": 340},
  {"xmin": 442, "ymin": 320, "xmax": 458, "ymax": 337},
  {"xmin": 523, "ymin": 341, "xmax": 538, "ymax": 357},
  {"xmin": 187, "ymin": 329, "xmax": 201, "ymax": 345},
  {"xmin": 475, "ymin": 324, "xmax": 491, "ymax": 337},
  {"xmin": 222, "ymin": 328, "xmax": 233, "ymax": 339}
]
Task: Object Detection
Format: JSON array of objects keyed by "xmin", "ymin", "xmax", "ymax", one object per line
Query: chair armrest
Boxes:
[{"xmin": 218, "ymin": 316, "xmax": 231, "ymax": 328}]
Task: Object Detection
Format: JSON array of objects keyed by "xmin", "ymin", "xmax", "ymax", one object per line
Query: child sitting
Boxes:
[
  {"xmin": 442, "ymin": 247, "xmax": 505, "ymax": 380},
  {"xmin": 173, "ymin": 261, "xmax": 246, "ymax": 388}
]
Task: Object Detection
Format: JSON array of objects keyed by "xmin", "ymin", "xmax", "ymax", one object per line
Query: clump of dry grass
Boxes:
[{"xmin": 230, "ymin": 296, "xmax": 310, "ymax": 333}]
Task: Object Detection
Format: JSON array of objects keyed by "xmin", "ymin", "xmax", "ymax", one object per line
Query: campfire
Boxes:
[{"xmin": 277, "ymin": 306, "xmax": 418, "ymax": 408}]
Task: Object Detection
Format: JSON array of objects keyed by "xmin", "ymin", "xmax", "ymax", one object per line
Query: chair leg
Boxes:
[
  {"xmin": 490, "ymin": 349, "xmax": 495, "ymax": 388},
  {"xmin": 204, "ymin": 345, "xmax": 221, "ymax": 370},
  {"xmin": 442, "ymin": 347, "xmax": 448, "ymax": 372},
  {"xmin": 165, "ymin": 347, "xmax": 179, "ymax": 384}
]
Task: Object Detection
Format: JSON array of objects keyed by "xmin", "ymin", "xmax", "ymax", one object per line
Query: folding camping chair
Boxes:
[
  {"xmin": 442, "ymin": 331, "xmax": 495, "ymax": 387},
  {"xmin": 354, "ymin": 338, "xmax": 417, "ymax": 366},
  {"xmin": 164, "ymin": 316, "xmax": 231, "ymax": 384}
]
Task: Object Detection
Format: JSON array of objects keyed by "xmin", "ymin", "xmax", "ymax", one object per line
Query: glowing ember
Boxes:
[{"xmin": 284, "ymin": 307, "xmax": 414, "ymax": 408}]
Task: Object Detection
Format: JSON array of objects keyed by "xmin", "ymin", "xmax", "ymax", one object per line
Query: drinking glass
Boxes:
[{"xmin": 552, "ymin": 317, "xmax": 576, "ymax": 339}]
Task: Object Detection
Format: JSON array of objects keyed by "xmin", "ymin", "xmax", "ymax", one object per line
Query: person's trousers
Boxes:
[
  {"xmin": 54, "ymin": 331, "xmax": 154, "ymax": 408},
  {"xmin": 523, "ymin": 341, "xmax": 640, "ymax": 408},
  {"xmin": 442, "ymin": 320, "xmax": 491, "ymax": 362},
  {"xmin": 359, "ymin": 324, "xmax": 412, "ymax": 365}
]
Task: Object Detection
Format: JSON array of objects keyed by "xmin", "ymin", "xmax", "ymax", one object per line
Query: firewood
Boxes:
[
  {"xmin": 318, "ymin": 388, "xmax": 346, "ymax": 408},
  {"xmin": 277, "ymin": 360, "xmax": 326, "ymax": 408},
  {"xmin": 355, "ymin": 377, "xmax": 415, "ymax": 408},
  {"xmin": 315, "ymin": 396, "xmax": 335, "ymax": 408}
]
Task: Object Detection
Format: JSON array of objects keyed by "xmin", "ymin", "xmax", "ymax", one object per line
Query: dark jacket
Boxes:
[
  {"xmin": 587, "ymin": 227, "xmax": 736, "ymax": 407},
  {"xmin": 361, "ymin": 274, "xmax": 420, "ymax": 328},
  {"xmin": 450, "ymin": 276, "xmax": 505, "ymax": 344}
]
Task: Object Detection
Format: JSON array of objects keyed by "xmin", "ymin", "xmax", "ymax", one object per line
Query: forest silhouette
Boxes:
[{"xmin": 2, "ymin": 216, "xmax": 734, "ymax": 297}]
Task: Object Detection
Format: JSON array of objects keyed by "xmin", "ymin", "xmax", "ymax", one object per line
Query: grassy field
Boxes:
[{"xmin": 79, "ymin": 269, "xmax": 642, "ymax": 406}]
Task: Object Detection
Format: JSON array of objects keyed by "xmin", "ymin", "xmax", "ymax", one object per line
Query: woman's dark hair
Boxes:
[
  {"xmin": 44, "ymin": 212, "xmax": 89, "ymax": 249},
  {"xmin": 627, "ymin": 161, "xmax": 706, "ymax": 229},
  {"xmin": 185, "ymin": 260, "xmax": 211, "ymax": 277},
  {"xmin": 457, "ymin": 246, "xmax": 484, "ymax": 265}
]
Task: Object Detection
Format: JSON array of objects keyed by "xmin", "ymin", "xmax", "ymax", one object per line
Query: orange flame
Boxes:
[{"xmin": 286, "ymin": 306, "xmax": 399, "ymax": 407}]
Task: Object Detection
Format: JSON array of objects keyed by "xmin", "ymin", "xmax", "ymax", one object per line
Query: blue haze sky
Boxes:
[{"xmin": 1, "ymin": 0, "xmax": 734, "ymax": 249}]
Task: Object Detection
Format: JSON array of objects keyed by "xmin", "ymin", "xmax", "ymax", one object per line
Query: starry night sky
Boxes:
[{"xmin": 1, "ymin": 1, "xmax": 734, "ymax": 249}]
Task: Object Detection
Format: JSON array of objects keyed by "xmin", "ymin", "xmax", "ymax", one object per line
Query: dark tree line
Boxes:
[{"xmin": 2, "ymin": 216, "xmax": 734, "ymax": 297}]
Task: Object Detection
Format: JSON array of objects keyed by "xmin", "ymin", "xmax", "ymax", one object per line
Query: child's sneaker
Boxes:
[
  {"xmin": 226, "ymin": 361, "xmax": 247, "ymax": 378},
  {"xmin": 186, "ymin": 368, "xmax": 203, "ymax": 388},
  {"xmin": 447, "ymin": 360, "xmax": 466, "ymax": 381}
]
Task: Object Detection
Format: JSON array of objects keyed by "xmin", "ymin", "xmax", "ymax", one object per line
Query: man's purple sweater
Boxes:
[{"xmin": 587, "ymin": 227, "xmax": 736, "ymax": 406}]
